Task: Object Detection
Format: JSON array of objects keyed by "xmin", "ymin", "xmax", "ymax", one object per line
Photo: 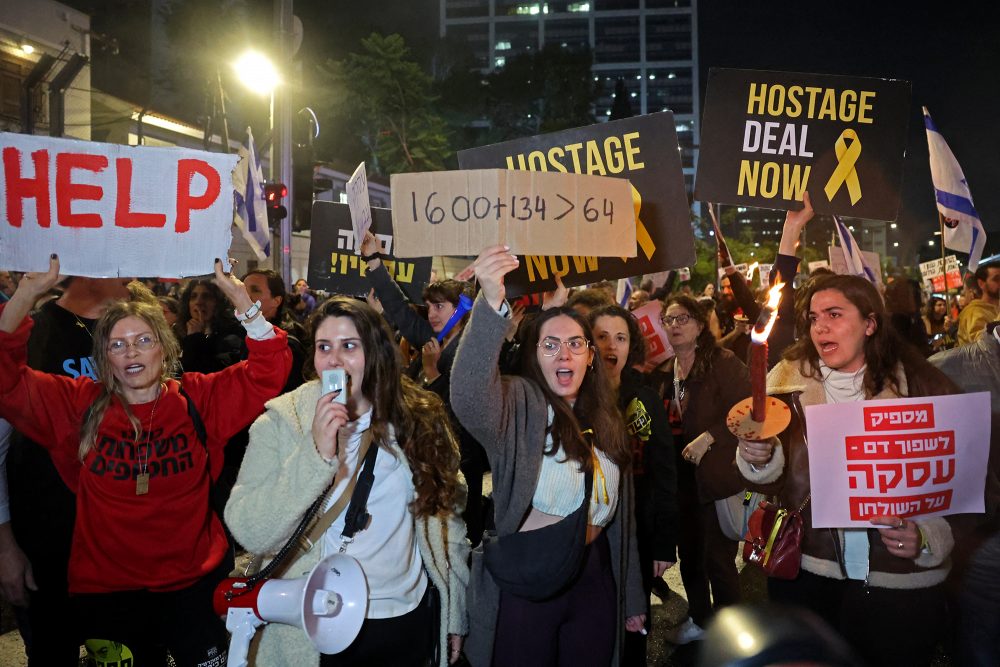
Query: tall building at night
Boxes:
[{"xmin": 439, "ymin": 0, "xmax": 699, "ymax": 193}]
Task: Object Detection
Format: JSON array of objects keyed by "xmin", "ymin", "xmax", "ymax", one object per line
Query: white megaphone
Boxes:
[{"xmin": 213, "ymin": 553, "xmax": 368, "ymax": 667}]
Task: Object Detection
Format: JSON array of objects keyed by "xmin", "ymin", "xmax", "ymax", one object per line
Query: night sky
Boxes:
[{"xmin": 699, "ymin": 1, "xmax": 999, "ymax": 260}]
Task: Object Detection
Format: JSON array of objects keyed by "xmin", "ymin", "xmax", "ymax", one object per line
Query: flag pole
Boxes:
[{"xmin": 938, "ymin": 211, "xmax": 949, "ymax": 295}]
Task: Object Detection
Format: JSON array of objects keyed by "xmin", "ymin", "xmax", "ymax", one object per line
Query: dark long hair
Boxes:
[
  {"xmin": 662, "ymin": 294, "xmax": 719, "ymax": 380},
  {"xmin": 588, "ymin": 304, "xmax": 647, "ymax": 368},
  {"xmin": 519, "ymin": 307, "xmax": 629, "ymax": 469},
  {"xmin": 177, "ymin": 278, "xmax": 238, "ymax": 333},
  {"xmin": 305, "ymin": 296, "xmax": 462, "ymax": 519},
  {"xmin": 784, "ymin": 274, "xmax": 955, "ymax": 397}
]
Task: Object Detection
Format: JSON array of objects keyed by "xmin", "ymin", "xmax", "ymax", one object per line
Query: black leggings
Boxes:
[
  {"xmin": 492, "ymin": 532, "xmax": 616, "ymax": 667},
  {"xmin": 768, "ymin": 570, "xmax": 946, "ymax": 667},
  {"xmin": 73, "ymin": 561, "xmax": 229, "ymax": 667},
  {"xmin": 320, "ymin": 586, "xmax": 434, "ymax": 667}
]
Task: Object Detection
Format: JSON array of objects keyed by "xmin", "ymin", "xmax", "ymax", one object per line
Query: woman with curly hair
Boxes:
[
  {"xmin": 450, "ymin": 246, "xmax": 643, "ymax": 666},
  {"xmin": 225, "ymin": 295, "xmax": 470, "ymax": 666},
  {"xmin": 176, "ymin": 277, "xmax": 244, "ymax": 373},
  {"xmin": 0, "ymin": 256, "xmax": 291, "ymax": 665},
  {"xmin": 737, "ymin": 273, "xmax": 964, "ymax": 667}
]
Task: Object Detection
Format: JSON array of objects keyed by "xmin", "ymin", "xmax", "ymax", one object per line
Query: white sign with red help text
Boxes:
[
  {"xmin": 1, "ymin": 133, "xmax": 239, "ymax": 278},
  {"xmin": 806, "ymin": 392, "xmax": 991, "ymax": 528},
  {"xmin": 632, "ymin": 300, "xmax": 673, "ymax": 371}
]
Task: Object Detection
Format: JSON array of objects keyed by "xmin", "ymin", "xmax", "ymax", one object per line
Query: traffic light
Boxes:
[{"xmin": 264, "ymin": 182, "xmax": 287, "ymax": 225}]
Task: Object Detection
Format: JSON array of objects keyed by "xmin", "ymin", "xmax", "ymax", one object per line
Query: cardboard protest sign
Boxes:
[
  {"xmin": 390, "ymin": 169, "xmax": 635, "ymax": 259},
  {"xmin": 1, "ymin": 133, "xmax": 238, "ymax": 277},
  {"xmin": 632, "ymin": 301, "xmax": 673, "ymax": 372},
  {"xmin": 346, "ymin": 162, "xmax": 372, "ymax": 253},
  {"xmin": 808, "ymin": 260, "xmax": 830, "ymax": 272},
  {"xmin": 919, "ymin": 256, "xmax": 962, "ymax": 292},
  {"xmin": 828, "ymin": 245, "xmax": 884, "ymax": 290},
  {"xmin": 806, "ymin": 393, "xmax": 991, "ymax": 528},
  {"xmin": 696, "ymin": 69, "xmax": 911, "ymax": 221},
  {"xmin": 307, "ymin": 200, "xmax": 431, "ymax": 303},
  {"xmin": 458, "ymin": 112, "xmax": 694, "ymax": 296}
]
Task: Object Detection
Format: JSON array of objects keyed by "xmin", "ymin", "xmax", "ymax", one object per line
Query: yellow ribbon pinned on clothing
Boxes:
[
  {"xmin": 581, "ymin": 428, "xmax": 610, "ymax": 504},
  {"xmin": 622, "ymin": 183, "xmax": 656, "ymax": 263},
  {"xmin": 823, "ymin": 129, "xmax": 863, "ymax": 205}
]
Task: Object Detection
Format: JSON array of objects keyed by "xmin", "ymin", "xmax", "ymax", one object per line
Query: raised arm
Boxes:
[
  {"xmin": 0, "ymin": 255, "xmax": 60, "ymax": 334},
  {"xmin": 449, "ymin": 246, "xmax": 522, "ymax": 451},
  {"xmin": 361, "ymin": 231, "xmax": 434, "ymax": 347}
]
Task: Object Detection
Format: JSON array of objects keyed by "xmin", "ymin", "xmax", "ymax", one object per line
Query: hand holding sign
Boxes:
[
  {"xmin": 474, "ymin": 246, "xmax": 520, "ymax": 310},
  {"xmin": 870, "ymin": 515, "xmax": 922, "ymax": 560},
  {"xmin": 0, "ymin": 254, "xmax": 60, "ymax": 335},
  {"xmin": 213, "ymin": 258, "xmax": 254, "ymax": 315},
  {"xmin": 347, "ymin": 162, "xmax": 372, "ymax": 253}
]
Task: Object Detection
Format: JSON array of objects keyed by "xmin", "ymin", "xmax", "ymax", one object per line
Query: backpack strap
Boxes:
[{"xmin": 177, "ymin": 385, "xmax": 207, "ymax": 450}]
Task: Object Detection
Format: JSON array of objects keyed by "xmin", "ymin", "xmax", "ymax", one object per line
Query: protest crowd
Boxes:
[
  {"xmin": 0, "ymin": 187, "xmax": 997, "ymax": 667},
  {"xmin": 0, "ymin": 64, "xmax": 998, "ymax": 667}
]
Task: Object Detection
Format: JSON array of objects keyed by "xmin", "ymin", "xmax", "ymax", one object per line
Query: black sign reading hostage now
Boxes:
[
  {"xmin": 308, "ymin": 201, "xmax": 432, "ymax": 303},
  {"xmin": 458, "ymin": 112, "xmax": 694, "ymax": 296},
  {"xmin": 695, "ymin": 69, "xmax": 911, "ymax": 221}
]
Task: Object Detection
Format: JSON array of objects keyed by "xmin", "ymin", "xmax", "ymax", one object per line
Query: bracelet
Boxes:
[
  {"xmin": 235, "ymin": 300, "xmax": 262, "ymax": 323},
  {"xmin": 361, "ymin": 251, "xmax": 382, "ymax": 262}
]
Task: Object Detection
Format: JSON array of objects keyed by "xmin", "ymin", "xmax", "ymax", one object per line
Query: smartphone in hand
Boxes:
[{"xmin": 321, "ymin": 368, "xmax": 348, "ymax": 404}]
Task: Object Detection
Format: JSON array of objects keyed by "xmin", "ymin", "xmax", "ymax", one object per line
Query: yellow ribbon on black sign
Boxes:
[{"xmin": 823, "ymin": 129, "xmax": 862, "ymax": 205}]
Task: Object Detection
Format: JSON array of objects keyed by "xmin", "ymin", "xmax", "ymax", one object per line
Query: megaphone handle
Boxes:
[{"xmin": 226, "ymin": 609, "xmax": 264, "ymax": 667}]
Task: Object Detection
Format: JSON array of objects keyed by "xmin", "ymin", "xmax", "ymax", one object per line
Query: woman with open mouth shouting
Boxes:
[
  {"xmin": 589, "ymin": 303, "xmax": 679, "ymax": 666},
  {"xmin": 451, "ymin": 245, "xmax": 643, "ymax": 667},
  {"xmin": 736, "ymin": 273, "xmax": 964, "ymax": 667},
  {"xmin": 0, "ymin": 255, "xmax": 291, "ymax": 666}
]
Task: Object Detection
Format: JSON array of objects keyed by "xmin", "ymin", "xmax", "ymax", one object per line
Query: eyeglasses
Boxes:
[
  {"xmin": 537, "ymin": 336, "xmax": 590, "ymax": 357},
  {"xmin": 108, "ymin": 334, "xmax": 159, "ymax": 356},
  {"xmin": 661, "ymin": 314, "xmax": 693, "ymax": 326}
]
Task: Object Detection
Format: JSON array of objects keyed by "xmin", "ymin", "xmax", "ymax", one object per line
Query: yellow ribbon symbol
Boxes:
[
  {"xmin": 823, "ymin": 129, "xmax": 863, "ymax": 205},
  {"xmin": 623, "ymin": 183, "xmax": 656, "ymax": 263}
]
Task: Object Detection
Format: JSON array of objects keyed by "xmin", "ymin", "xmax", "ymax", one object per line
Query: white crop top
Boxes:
[{"xmin": 531, "ymin": 406, "xmax": 620, "ymax": 527}]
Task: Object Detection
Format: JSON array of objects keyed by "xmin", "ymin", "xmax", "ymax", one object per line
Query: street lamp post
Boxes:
[{"xmin": 272, "ymin": 0, "xmax": 295, "ymax": 286}]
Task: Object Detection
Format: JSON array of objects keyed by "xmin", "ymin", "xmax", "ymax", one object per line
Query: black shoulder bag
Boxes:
[{"xmin": 482, "ymin": 464, "xmax": 594, "ymax": 602}]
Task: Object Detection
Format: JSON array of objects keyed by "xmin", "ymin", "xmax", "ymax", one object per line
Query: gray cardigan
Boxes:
[{"xmin": 450, "ymin": 295, "xmax": 644, "ymax": 666}]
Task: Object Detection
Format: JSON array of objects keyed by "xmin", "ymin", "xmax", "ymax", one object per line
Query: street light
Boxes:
[{"xmin": 233, "ymin": 51, "xmax": 279, "ymax": 95}]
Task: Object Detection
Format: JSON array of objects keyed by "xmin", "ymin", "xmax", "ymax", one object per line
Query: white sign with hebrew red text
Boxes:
[{"xmin": 806, "ymin": 392, "xmax": 990, "ymax": 528}]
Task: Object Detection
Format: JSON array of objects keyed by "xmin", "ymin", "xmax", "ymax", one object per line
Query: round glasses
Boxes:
[
  {"xmin": 537, "ymin": 336, "xmax": 590, "ymax": 357},
  {"xmin": 661, "ymin": 314, "xmax": 693, "ymax": 326},
  {"xmin": 108, "ymin": 334, "xmax": 159, "ymax": 356}
]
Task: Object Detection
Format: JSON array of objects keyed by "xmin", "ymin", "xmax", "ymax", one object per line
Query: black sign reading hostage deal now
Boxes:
[
  {"xmin": 458, "ymin": 112, "xmax": 694, "ymax": 296},
  {"xmin": 307, "ymin": 201, "xmax": 432, "ymax": 304},
  {"xmin": 695, "ymin": 68, "xmax": 911, "ymax": 221}
]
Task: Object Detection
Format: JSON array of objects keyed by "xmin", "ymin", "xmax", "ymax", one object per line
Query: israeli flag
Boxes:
[
  {"xmin": 616, "ymin": 277, "xmax": 633, "ymax": 308},
  {"xmin": 924, "ymin": 107, "xmax": 987, "ymax": 271},
  {"xmin": 233, "ymin": 127, "xmax": 271, "ymax": 261},
  {"xmin": 833, "ymin": 215, "xmax": 877, "ymax": 284}
]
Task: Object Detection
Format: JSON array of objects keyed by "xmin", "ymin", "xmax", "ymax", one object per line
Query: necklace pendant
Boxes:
[{"xmin": 135, "ymin": 473, "xmax": 150, "ymax": 495}]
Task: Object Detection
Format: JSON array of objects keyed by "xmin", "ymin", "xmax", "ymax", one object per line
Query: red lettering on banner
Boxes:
[
  {"xmin": 849, "ymin": 490, "xmax": 953, "ymax": 521},
  {"xmin": 3, "ymin": 147, "xmax": 51, "ymax": 228},
  {"xmin": 846, "ymin": 458, "xmax": 955, "ymax": 492},
  {"xmin": 845, "ymin": 430, "xmax": 955, "ymax": 460},
  {"xmin": 863, "ymin": 403, "xmax": 935, "ymax": 431},
  {"xmin": 175, "ymin": 159, "xmax": 220, "ymax": 233},
  {"xmin": 115, "ymin": 158, "xmax": 166, "ymax": 228},
  {"xmin": 56, "ymin": 153, "xmax": 108, "ymax": 228}
]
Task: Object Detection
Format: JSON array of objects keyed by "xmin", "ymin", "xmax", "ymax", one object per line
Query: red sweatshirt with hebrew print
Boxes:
[{"xmin": 0, "ymin": 306, "xmax": 290, "ymax": 593}]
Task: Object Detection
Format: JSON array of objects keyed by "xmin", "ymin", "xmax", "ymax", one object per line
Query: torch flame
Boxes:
[{"xmin": 750, "ymin": 282, "xmax": 785, "ymax": 343}]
